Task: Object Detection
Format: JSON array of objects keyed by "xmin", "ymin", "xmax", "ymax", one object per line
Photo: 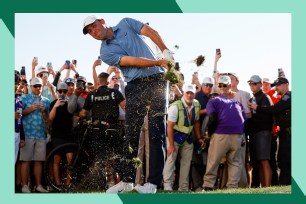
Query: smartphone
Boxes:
[
  {"xmin": 216, "ymin": 48, "xmax": 221, "ymax": 54},
  {"xmin": 59, "ymin": 94, "xmax": 66, "ymax": 101},
  {"xmin": 47, "ymin": 62, "xmax": 52, "ymax": 68},
  {"xmin": 72, "ymin": 59, "xmax": 77, "ymax": 66},
  {"xmin": 194, "ymin": 71, "xmax": 198, "ymax": 76},
  {"xmin": 17, "ymin": 107, "xmax": 23, "ymax": 116},
  {"xmin": 33, "ymin": 57, "xmax": 38, "ymax": 63},
  {"xmin": 20, "ymin": 66, "xmax": 26, "ymax": 75},
  {"xmin": 65, "ymin": 60, "xmax": 70, "ymax": 69},
  {"xmin": 98, "ymin": 56, "xmax": 102, "ymax": 65}
]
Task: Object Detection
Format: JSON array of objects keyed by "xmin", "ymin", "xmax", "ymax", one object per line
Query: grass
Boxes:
[{"xmin": 156, "ymin": 186, "xmax": 291, "ymax": 194}]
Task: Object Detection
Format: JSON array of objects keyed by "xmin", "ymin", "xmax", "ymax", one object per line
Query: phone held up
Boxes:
[
  {"xmin": 72, "ymin": 59, "xmax": 77, "ymax": 66},
  {"xmin": 65, "ymin": 60, "xmax": 70, "ymax": 69},
  {"xmin": 216, "ymin": 48, "xmax": 221, "ymax": 54},
  {"xmin": 47, "ymin": 62, "xmax": 53, "ymax": 69},
  {"xmin": 20, "ymin": 66, "xmax": 26, "ymax": 76}
]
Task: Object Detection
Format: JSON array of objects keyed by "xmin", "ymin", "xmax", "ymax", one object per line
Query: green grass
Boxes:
[{"xmin": 157, "ymin": 186, "xmax": 291, "ymax": 194}]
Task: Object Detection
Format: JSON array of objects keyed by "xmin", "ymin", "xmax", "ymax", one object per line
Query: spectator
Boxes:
[
  {"xmin": 163, "ymin": 84, "xmax": 203, "ymax": 192},
  {"xmin": 31, "ymin": 58, "xmax": 56, "ymax": 101},
  {"xmin": 83, "ymin": 15, "xmax": 172, "ymax": 193},
  {"xmin": 15, "ymin": 73, "xmax": 23, "ymax": 163},
  {"xmin": 190, "ymin": 76, "xmax": 213, "ymax": 191},
  {"xmin": 203, "ymin": 75, "xmax": 246, "ymax": 190},
  {"xmin": 247, "ymin": 75, "xmax": 273, "ymax": 187},
  {"xmin": 20, "ymin": 78, "xmax": 50, "ymax": 193},
  {"xmin": 262, "ymin": 77, "xmax": 280, "ymax": 186},
  {"xmin": 249, "ymin": 77, "xmax": 291, "ymax": 185},
  {"xmin": 49, "ymin": 82, "xmax": 75, "ymax": 187}
]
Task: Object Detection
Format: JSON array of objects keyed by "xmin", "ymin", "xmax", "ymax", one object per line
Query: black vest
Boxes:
[{"xmin": 91, "ymin": 86, "xmax": 120, "ymax": 124}]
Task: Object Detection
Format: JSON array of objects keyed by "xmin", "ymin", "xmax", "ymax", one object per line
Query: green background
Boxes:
[{"xmin": 0, "ymin": 0, "xmax": 305, "ymax": 203}]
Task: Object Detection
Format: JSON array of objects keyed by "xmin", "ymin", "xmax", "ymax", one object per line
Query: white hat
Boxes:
[
  {"xmin": 262, "ymin": 77, "xmax": 270, "ymax": 83},
  {"xmin": 36, "ymin": 66, "xmax": 48, "ymax": 76},
  {"xmin": 202, "ymin": 77, "xmax": 213, "ymax": 84},
  {"xmin": 182, "ymin": 84, "xmax": 196, "ymax": 94},
  {"xmin": 30, "ymin": 77, "xmax": 42, "ymax": 86},
  {"xmin": 218, "ymin": 75, "xmax": 231, "ymax": 85},
  {"xmin": 248, "ymin": 75, "xmax": 262, "ymax": 83},
  {"xmin": 57, "ymin": 82, "xmax": 68, "ymax": 90},
  {"xmin": 83, "ymin": 15, "xmax": 97, "ymax": 34}
]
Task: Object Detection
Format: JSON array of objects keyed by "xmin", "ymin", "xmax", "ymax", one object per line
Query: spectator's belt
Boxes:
[{"xmin": 130, "ymin": 73, "xmax": 165, "ymax": 83}]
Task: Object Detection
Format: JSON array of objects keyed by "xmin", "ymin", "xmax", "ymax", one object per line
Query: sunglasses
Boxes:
[
  {"xmin": 38, "ymin": 73, "xmax": 49, "ymax": 78},
  {"xmin": 58, "ymin": 90, "xmax": 68, "ymax": 94},
  {"xmin": 33, "ymin": 85, "xmax": 42, "ymax": 89},
  {"xmin": 111, "ymin": 77, "xmax": 118, "ymax": 80},
  {"xmin": 218, "ymin": 84, "xmax": 228, "ymax": 88},
  {"xmin": 203, "ymin": 83, "xmax": 213, "ymax": 88},
  {"xmin": 248, "ymin": 82, "xmax": 259, "ymax": 86}
]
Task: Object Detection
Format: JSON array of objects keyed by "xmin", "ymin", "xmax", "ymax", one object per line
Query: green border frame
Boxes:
[{"xmin": 1, "ymin": 0, "xmax": 305, "ymax": 203}]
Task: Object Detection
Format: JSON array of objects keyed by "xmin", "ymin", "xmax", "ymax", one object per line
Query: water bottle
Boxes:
[{"xmin": 251, "ymin": 97, "xmax": 256, "ymax": 114}]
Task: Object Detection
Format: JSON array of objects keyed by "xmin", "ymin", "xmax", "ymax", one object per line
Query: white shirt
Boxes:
[{"xmin": 168, "ymin": 97, "xmax": 199, "ymax": 122}]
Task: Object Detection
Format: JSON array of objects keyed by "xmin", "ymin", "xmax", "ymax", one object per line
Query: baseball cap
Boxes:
[
  {"xmin": 271, "ymin": 77, "xmax": 289, "ymax": 87},
  {"xmin": 36, "ymin": 66, "xmax": 48, "ymax": 75},
  {"xmin": 248, "ymin": 75, "xmax": 262, "ymax": 83},
  {"xmin": 202, "ymin": 77, "xmax": 213, "ymax": 84},
  {"xmin": 30, "ymin": 77, "xmax": 43, "ymax": 86},
  {"xmin": 64, "ymin": 78, "xmax": 76, "ymax": 84},
  {"xmin": 228, "ymin": 72, "xmax": 239, "ymax": 80},
  {"xmin": 77, "ymin": 76, "xmax": 87, "ymax": 83},
  {"xmin": 182, "ymin": 84, "xmax": 196, "ymax": 94},
  {"xmin": 83, "ymin": 15, "xmax": 97, "ymax": 35},
  {"xmin": 57, "ymin": 82, "xmax": 68, "ymax": 91},
  {"xmin": 218, "ymin": 75, "xmax": 231, "ymax": 85},
  {"xmin": 262, "ymin": 77, "xmax": 270, "ymax": 83}
]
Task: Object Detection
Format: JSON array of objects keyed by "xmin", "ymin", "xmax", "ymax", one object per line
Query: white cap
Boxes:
[
  {"xmin": 182, "ymin": 84, "xmax": 196, "ymax": 94},
  {"xmin": 202, "ymin": 77, "xmax": 213, "ymax": 84},
  {"xmin": 248, "ymin": 75, "xmax": 262, "ymax": 83},
  {"xmin": 83, "ymin": 15, "xmax": 97, "ymax": 34},
  {"xmin": 36, "ymin": 66, "xmax": 48, "ymax": 76},
  {"xmin": 30, "ymin": 77, "xmax": 42, "ymax": 86},
  {"xmin": 218, "ymin": 75, "xmax": 231, "ymax": 85},
  {"xmin": 262, "ymin": 77, "xmax": 270, "ymax": 83}
]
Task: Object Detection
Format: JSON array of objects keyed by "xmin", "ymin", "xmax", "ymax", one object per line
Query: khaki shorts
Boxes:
[{"xmin": 19, "ymin": 138, "xmax": 46, "ymax": 161}]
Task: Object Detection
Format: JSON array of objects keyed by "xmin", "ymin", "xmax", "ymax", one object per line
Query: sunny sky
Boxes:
[{"xmin": 15, "ymin": 13, "xmax": 291, "ymax": 93}]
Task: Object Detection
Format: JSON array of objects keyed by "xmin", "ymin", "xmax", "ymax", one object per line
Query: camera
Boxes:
[
  {"xmin": 20, "ymin": 66, "xmax": 26, "ymax": 75},
  {"xmin": 216, "ymin": 48, "xmax": 221, "ymax": 53}
]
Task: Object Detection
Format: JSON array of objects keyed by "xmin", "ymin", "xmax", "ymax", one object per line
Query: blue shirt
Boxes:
[
  {"xmin": 195, "ymin": 90, "xmax": 209, "ymax": 125},
  {"xmin": 206, "ymin": 95, "xmax": 246, "ymax": 134},
  {"xmin": 21, "ymin": 94, "xmax": 50, "ymax": 139},
  {"xmin": 15, "ymin": 94, "xmax": 23, "ymax": 131},
  {"xmin": 100, "ymin": 18, "xmax": 165, "ymax": 82}
]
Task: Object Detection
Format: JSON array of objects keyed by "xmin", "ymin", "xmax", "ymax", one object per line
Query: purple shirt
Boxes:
[
  {"xmin": 15, "ymin": 94, "xmax": 23, "ymax": 131},
  {"xmin": 206, "ymin": 95, "xmax": 246, "ymax": 134}
]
